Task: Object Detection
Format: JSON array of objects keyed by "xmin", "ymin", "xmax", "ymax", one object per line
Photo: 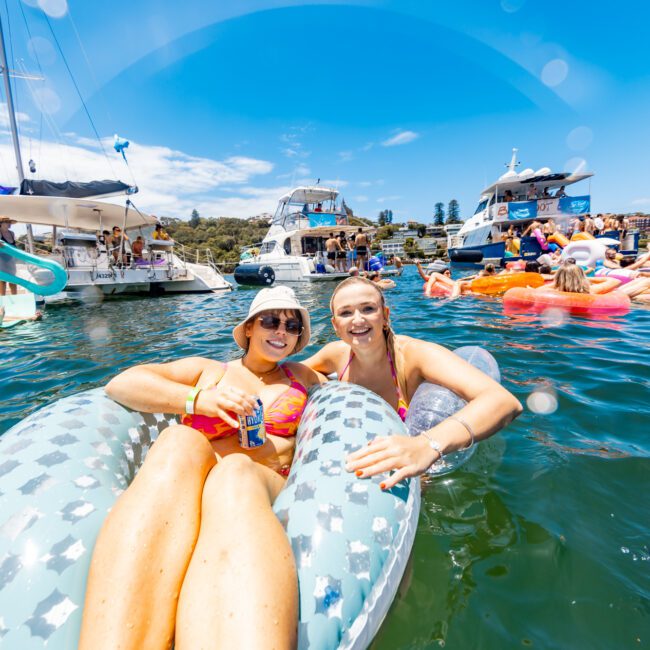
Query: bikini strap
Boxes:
[
  {"xmin": 339, "ymin": 351, "xmax": 355, "ymax": 381},
  {"xmin": 281, "ymin": 364, "xmax": 308, "ymax": 393},
  {"xmin": 387, "ymin": 348, "xmax": 409, "ymax": 420}
]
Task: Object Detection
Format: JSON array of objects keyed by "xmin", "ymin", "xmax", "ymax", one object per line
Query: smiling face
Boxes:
[
  {"xmin": 330, "ymin": 282, "xmax": 389, "ymax": 350},
  {"xmin": 244, "ymin": 309, "xmax": 301, "ymax": 362}
]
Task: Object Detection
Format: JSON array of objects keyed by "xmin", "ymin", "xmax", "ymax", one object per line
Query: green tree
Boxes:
[
  {"xmin": 189, "ymin": 209, "xmax": 200, "ymax": 228},
  {"xmin": 447, "ymin": 199, "xmax": 461, "ymax": 224},
  {"xmin": 377, "ymin": 210, "xmax": 387, "ymax": 226},
  {"xmin": 434, "ymin": 202, "xmax": 445, "ymax": 226},
  {"xmin": 417, "ymin": 224, "xmax": 427, "ymax": 238}
]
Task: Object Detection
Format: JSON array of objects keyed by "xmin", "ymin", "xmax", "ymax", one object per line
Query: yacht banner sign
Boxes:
[
  {"xmin": 559, "ymin": 195, "xmax": 590, "ymax": 215},
  {"xmin": 508, "ymin": 201, "xmax": 537, "ymax": 220}
]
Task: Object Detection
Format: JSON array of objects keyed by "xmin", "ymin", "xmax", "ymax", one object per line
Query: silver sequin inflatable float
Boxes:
[{"xmin": 0, "ymin": 346, "xmax": 498, "ymax": 648}]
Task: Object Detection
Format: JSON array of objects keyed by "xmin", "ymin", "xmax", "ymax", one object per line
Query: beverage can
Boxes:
[{"xmin": 238, "ymin": 398, "xmax": 266, "ymax": 448}]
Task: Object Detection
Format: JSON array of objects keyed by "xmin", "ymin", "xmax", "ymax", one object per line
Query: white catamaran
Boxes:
[{"xmin": 0, "ymin": 15, "xmax": 231, "ymax": 301}]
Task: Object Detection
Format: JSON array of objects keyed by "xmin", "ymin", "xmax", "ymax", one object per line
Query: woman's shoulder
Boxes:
[
  {"xmin": 283, "ymin": 360, "xmax": 326, "ymax": 387},
  {"xmin": 395, "ymin": 335, "xmax": 453, "ymax": 365}
]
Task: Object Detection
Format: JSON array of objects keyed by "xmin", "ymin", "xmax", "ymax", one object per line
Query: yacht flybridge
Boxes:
[
  {"xmin": 447, "ymin": 149, "xmax": 637, "ymax": 266},
  {"xmin": 235, "ymin": 186, "xmax": 375, "ymax": 284}
]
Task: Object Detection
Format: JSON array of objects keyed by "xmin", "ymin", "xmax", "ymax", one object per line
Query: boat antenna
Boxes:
[
  {"xmin": 505, "ymin": 147, "xmax": 520, "ymax": 173},
  {"xmin": 0, "ymin": 15, "xmax": 35, "ymax": 252}
]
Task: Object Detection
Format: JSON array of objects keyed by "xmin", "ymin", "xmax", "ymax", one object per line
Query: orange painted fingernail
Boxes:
[
  {"xmin": 380, "ymin": 482, "xmax": 386, "ymax": 490},
  {"xmin": 355, "ymin": 470, "xmax": 363, "ymax": 477}
]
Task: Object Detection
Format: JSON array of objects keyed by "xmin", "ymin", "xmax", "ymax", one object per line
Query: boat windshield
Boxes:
[
  {"xmin": 272, "ymin": 188, "xmax": 348, "ymax": 230},
  {"xmin": 474, "ymin": 199, "xmax": 489, "ymax": 215}
]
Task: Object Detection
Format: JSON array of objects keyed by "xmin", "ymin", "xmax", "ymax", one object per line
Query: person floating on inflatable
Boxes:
[{"xmin": 304, "ymin": 276, "xmax": 523, "ymax": 488}]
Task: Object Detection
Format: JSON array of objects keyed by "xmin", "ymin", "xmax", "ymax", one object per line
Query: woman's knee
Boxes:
[
  {"xmin": 202, "ymin": 455, "xmax": 267, "ymax": 510},
  {"xmin": 143, "ymin": 424, "xmax": 215, "ymax": 479}
]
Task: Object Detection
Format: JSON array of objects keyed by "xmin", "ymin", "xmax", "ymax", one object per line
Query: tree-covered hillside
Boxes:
[{"xmin": 160, "ymin": 215, "xmax": 270, "ymax": 270}]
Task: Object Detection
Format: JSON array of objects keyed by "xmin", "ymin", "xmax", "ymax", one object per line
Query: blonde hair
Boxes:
[
  {"xmin": 330, "ymin": 277, "xmax": 407, "ymax": 398},
  {"xmin": 553, "ymin": 264, "xmax": 590, "ymax": 294}
]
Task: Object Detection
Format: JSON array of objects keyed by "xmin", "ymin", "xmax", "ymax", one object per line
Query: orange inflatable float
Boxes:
[
  {"xmin": 548, "ymin": 232, "xmax": 569, "ymax": 248},
  {"xmin": 423, "ymin": 279, "xmax": 452, "ymax": 297},
  {"xmin": 570, "ymin": 232, "xmax": 595, "ymax": 241},
  {"xmin": 503, "ymin": 287, "xmax": 631, "ymax": 317},
  {"xmin": 470, "ymin": 272, "xmax": 545, "ymax": 295}
]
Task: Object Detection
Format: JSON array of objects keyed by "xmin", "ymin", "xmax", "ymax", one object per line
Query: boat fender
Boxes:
[{"xmin": 233, "ymin": 264, "xmax": 275, "ymax": 287}]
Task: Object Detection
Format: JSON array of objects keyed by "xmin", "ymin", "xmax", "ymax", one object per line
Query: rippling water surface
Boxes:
[{"xmin": 2, "ymin": 268, "xmax": 649, "ymax": 649}]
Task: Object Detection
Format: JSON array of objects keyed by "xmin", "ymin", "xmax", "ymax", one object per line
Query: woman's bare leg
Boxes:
[
  {"xmin": 176, "ymin": 454, "xmax": 297, "ymax": 650},
  {"xmin": 79, "ymin": 425, "xmax": 217, "ymax": 650}
]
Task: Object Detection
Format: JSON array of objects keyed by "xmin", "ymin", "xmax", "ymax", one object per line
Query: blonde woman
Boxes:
[{"xmin": 304, "ymin": 277, "xmax": 522, "ymax": 489}]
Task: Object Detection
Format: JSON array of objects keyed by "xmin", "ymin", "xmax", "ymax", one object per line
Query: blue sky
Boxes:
[{"xmin": 1, "ymin": 0, "xmax": 649, "ymax": 222}]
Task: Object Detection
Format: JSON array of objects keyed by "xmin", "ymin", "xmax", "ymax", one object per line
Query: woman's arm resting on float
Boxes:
[
  {"xmin": 589, "ymin": 277, "xmax": 622, "ymax": 294},
  {"xmin": 346, "ymin": 340, "xmax": 522, "ymax": 489},
  {"xmin": 105, "ymin": 357, "xmax": 211, "ymax": 413},
  {"xmin": 106, "ymin": 357, "xmax": 259, "ymax": 424}
]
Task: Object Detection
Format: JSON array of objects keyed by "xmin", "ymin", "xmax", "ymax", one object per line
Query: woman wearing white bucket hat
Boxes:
[{"xmin": 80, "ymin": 286, "xmax": 322, "ymax": 650}]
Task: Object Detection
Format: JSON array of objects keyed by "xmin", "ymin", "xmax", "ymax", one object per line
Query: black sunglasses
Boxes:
[{"xmin": 258, "ymin": 314, "xmax": 303, "ymax": 336}]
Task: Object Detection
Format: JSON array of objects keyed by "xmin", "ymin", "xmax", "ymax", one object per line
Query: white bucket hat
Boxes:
[{"xmin": 233, "ymin": 286, "xmax": 311, "ymax": 353}]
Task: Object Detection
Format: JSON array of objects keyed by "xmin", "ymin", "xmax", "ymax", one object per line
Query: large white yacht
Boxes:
[
  {"xmin": 235, "ymin": 186, "xmax": 378, "ymax": 284},
  {"xmin": 2, "ymin": 194, "xmax": 232, "ymax": 301},
  {"xmin": 447, "ymin": 149, "xmax": 639, "ymax": 266}
]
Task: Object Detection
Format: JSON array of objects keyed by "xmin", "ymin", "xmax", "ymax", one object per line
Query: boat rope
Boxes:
[
  {"xmin": 17, "ymin": 0, "xmax": 45, "ymax": 177},
  {"xmin": 42, "ymin": 12, "xmax": 119, "ymax": 180}
]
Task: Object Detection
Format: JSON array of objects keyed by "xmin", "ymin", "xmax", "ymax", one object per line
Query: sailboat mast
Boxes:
[{"xmin": 0, "ymin": 16, "xmax": 34, "ymax": 251}]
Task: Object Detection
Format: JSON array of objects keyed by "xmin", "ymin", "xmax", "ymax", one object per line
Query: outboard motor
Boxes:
[{"xmin": 234, "ymin": 264, "xmax": 275, "ymax": 287}]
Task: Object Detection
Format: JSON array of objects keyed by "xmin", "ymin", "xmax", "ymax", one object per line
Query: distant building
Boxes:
[
  {"xmin": 629, "ymin": 215, "xmax": 650, "ymax": 233},
  {"xmin": 380, "ymin": 239, "xmax": 405, "ymax": 256}
]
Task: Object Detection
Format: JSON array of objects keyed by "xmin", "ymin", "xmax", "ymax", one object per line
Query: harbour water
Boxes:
[{"xmin": 1, "ymin": 267, "xmax": 649, "ymax": 649}]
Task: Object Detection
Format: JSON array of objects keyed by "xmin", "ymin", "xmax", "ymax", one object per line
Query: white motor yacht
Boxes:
[
  {"xmin": 1, "ymin": 195, "xmax": 232, "ymax": 301},
  {"xmin": 235, "ymin": 186, "xmax": 382, "ymax": 284}
]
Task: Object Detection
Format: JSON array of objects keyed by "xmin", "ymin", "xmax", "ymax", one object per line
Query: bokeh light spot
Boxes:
[
  {"xmin": 541, "ymin": 59, "xmax": 569, "ymax": 87},
  {"xmin": 38, "ymin": 0, "xmax": 68, "ymax": 18},
  {"xmin": 567, "ymin": 126, "xmax": 593, "ymax": 152},
  {"xmin": 527, "ymin": 387, "xmax": 558, "ymax": 415},
  {"xmin": 563, "ymin": 157, "xmax": 587, "ymax": 175}
]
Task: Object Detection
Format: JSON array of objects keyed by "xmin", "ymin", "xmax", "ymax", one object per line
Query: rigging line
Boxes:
[
  {"xmin": 42, "ymin": 11, "xmax": 119, "ymax": 179},
  {"xmin": 17, "ymin": 58, "xmax": 73, "ymax": 180},
  {"xmin": 16, "ymin": 0, "xmax": 45, "ymax": 177},
  {"xmin": 66, "ymin": 10, "xmax": 114, "ymax": 129}
]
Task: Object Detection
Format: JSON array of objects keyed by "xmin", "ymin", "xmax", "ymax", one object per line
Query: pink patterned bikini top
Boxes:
[
  {"xmin": 182, "ymin": 363, "xmax": 308, "ymax": 440},
  {"xmin": 340, "ymin": 349, "xmax": 409, "ymax": 422}
]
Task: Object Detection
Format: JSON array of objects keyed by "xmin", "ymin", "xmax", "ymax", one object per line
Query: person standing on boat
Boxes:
[
  {"xmin": 555, "ymin": 185, "xmax": 567, "ymax": 198},
  {"xmin": 325, "ymin": 232, "xmax": 342, "ymax": 270},
  {"xmin": 527, "ymin": 184, "xmax": 538, "ymax": 200},
  {"xmin": 336, "ymin": 231, "xmax": 348, "ymax": 272},
  {"xmin": 354, "ymin": 227, "xmax": 369, "ymax": 270},
  {"xmin": 0, "ymin": 217, "xmax": 18, "ymax": 296},
  {"xmin": 303, "ymin": 277, "xmax": 522, "ymax": 488}
]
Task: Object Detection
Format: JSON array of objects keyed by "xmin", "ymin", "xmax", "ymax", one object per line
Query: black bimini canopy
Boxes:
[{"xmin": 20, "ymin": 179, "xmax": 136, "ymax": 199}]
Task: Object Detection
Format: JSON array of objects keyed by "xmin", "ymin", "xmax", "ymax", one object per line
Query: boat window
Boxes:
[
  {"xmin": 259, "ymin": 241, "xmax": 276, "ymax": 255},
  {"xmin": 474, "ymin": 199, "xmax": 489, "ymax": 215},
  {"xmin": 463, "ymin": 224, "xmax": 492, "ymax": 246},
  {"xmin": 283, "ymin": 238, "xmax": 291, "ymax": 255}
]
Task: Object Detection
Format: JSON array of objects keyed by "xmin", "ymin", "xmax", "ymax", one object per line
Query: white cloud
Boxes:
[
  {"xmin": 353, "ymin": 195, "xmax": 369, "ymax": 202},
  {"xmin": 381, "ymin": 130, "xmax": 419, "ymax": 147},
  {"xmin": 0, "ymin": 102, "xmax": 30, "ymax": 129},
  {"xmin": 0, "ymin": 133, "xmax": 278, "ymax": 218},
  {"xmin": 377, "ymin": 195, "xmax": 402, "ymax": 203},
  {"xmin": 630, "ymin": 198, "xmax": 650, "ymax": 206},
  {"xmin": 338, "ymin": 150, "xmax": 354, "ymax": 162}
]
